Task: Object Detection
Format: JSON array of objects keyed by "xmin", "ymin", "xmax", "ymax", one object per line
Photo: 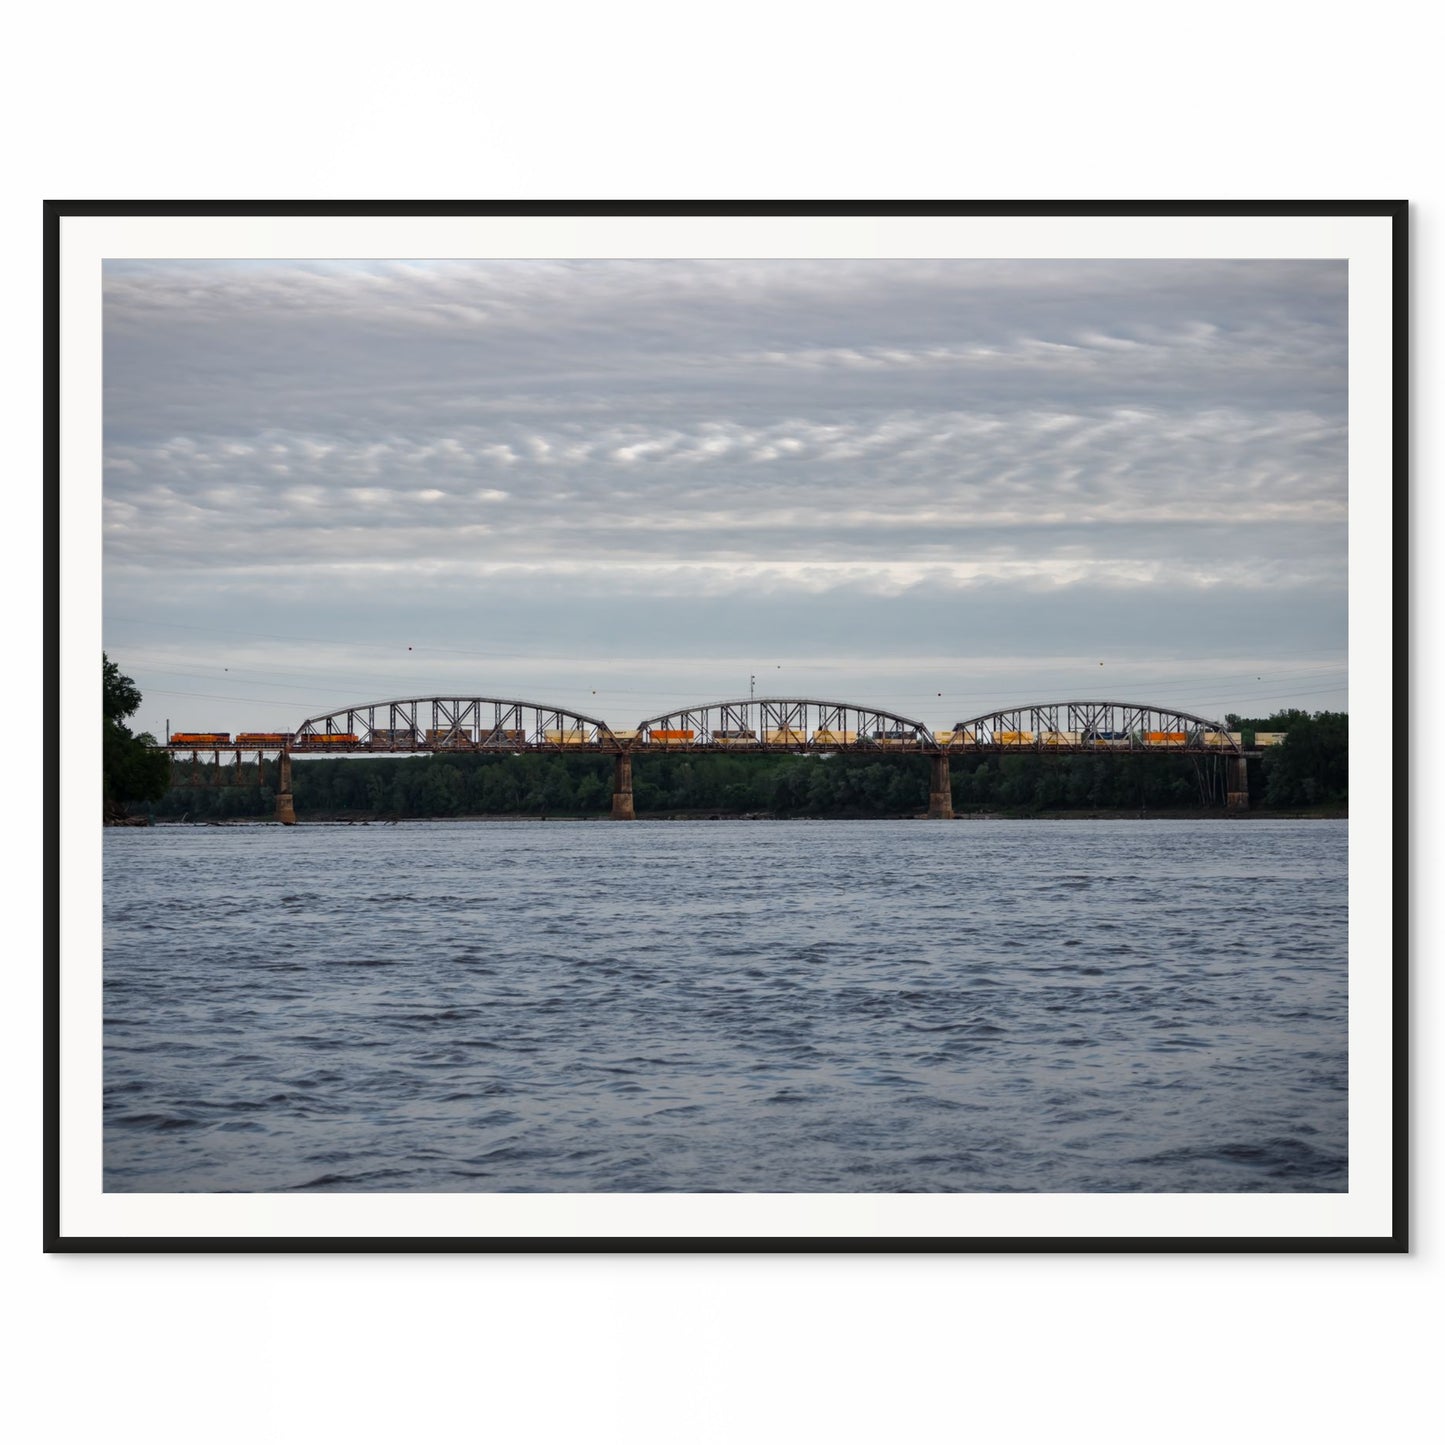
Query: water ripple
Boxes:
[{"xmin": 103, "ymin": 818, "xmax": 1348, "ymax": 1193}]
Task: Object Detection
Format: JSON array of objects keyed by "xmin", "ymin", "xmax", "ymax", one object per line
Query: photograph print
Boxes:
[{"xmin": 59, "ymin": 204, "xmax": 1402, "ymax": 1248}]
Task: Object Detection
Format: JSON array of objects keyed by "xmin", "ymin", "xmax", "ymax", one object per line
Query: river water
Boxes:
[{"xmin": 103, "ymin": 818, "xmax": 1347, "ymax": 1193}]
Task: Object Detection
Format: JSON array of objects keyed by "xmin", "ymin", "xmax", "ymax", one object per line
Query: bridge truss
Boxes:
[
  {"xmin": 945, "ymin": 701, "xmax": 1247, "ymax": 753},
  {"xmin": 633, "ymin": 697, "xmax": 935, "ymax": 750},
  {"xmin": 290, "ymin": 696, "xmax": 620, "ymax": 750}
]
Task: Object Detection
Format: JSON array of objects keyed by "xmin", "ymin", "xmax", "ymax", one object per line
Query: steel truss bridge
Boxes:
[
  {"xmin": 161, "ymin": 695, "xmax": 1261, "ymax": 821},
  {"xmin": 164, "ymin": 695, "xmax": 1253, "ymax": 755}
]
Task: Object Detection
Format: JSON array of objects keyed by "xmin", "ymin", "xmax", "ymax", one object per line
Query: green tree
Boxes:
[{"xmin": 102, "ymin": 653, "xmax": 170, "ymax": 820}]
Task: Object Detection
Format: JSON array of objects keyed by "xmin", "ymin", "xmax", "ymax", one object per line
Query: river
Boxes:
[{"xmin": 103, "ymin": 817, "xmax": 1347, "ymax": 1192}]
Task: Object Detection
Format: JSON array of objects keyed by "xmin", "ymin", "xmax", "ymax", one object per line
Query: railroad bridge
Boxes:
[{"xmin": 161, "ymin": 695, "xmax": 1264, "ymax": 823}]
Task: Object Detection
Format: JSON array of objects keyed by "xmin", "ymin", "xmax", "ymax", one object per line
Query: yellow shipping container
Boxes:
[
  {"xmin": 765, "ymin": 728, "xmax": 807, "ymax": 744},
  {"xmin": 1041, "ymin": 730, "xmax": 1081, "ymax": 746},
  {"xmin": 1254, "ymin": 732, "xmax": 1287, "ymax": 746},
  {"xmin": 605, "ymin": 729, "xmax": 639, "ymax": 743},
  {"xmin": 932, "ymin": 730, "xmax": 955, "ymax": 746},
  {"xmin": 812, "ymin": 729, "xmax": 857, "ymax": 745},
  {"xmin": 545, "ymin": 729, "xmax": 590, "ymax": 745},
  {"xmin": 997, "ymin": 730, "xmax": 1033, "ymax": 745}
]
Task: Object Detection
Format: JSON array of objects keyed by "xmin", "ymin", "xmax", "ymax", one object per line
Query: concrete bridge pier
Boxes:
[
  {"xmin": 1226, "ymin": 754, "xmax": 1249, "ymax": 813},
  {"xmin": 275, "ymin": 748, "xmax": 297, "ymax": 825},
  {"xmin": 928, "ymin": 752, "xmax": 954, "ymax": 819},
  {"xmin": 611, "ymin": 752, "xmax": 636, "ymax": 820}
]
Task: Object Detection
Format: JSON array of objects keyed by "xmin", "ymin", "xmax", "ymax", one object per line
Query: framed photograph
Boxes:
[{"xmin": 48, "ymin": 201, "xmax": 1405, "ymax": 1251}]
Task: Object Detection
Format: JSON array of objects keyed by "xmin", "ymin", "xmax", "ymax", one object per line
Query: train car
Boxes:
[
  {"xmin": 1084, "ymin": 729, "xmax": 1127, "ymax": 745},
  {"xmin": 306, "ymin": 733, "xmax": 360, "ymax": 747},
  {"xmin": 1254, "ymin": 731, "xmax": 1287, "ymax": 747},
  {"xmin": 1201, "ymin": 731, "xmax": 1239, "ymax": 747},
  {"xmin": 367, "ymin": 728, "xmax": 418, "ymax": 747},
  {"xmin": 169, "ymin": 732, "xmax": 231, "ymax": 746},
  {"xmin": 1040, "ymin": 730, "xmax": 1082, "ymax": 746},
  {"xmin": 235, "ymin": 732, "xmax": 294, "ymax": 747},
  {"xmin": 766, "ymin": 728, "xmax": 807, "ymax": 745},
  {"xmin": 871, "ymin": 729, "xmax": 913, "ymax": 747},
  {"xmin": 811, "ymin": 729, "xmax": 856, "ymax": 745},
  {"xmin": 545, "ymin": 729, "xmax": 591, "ymax": 745},
  {"xmin": 602, "ymin": 729, "xmax": 639, "ymax": 745},
  {"xmin": 712, "ymin": 728, "xmax": 757, "ymax": 745},
  {"xmin": 995, "ymin": 730, "xmax": 1034, "ymax": 745},
  {"xmin": 425, "ymin": 728, "xmax": 473, "ymax": 745},
  {"xmin": 482, "ymin": 727, "xmax": 529, "ymax": 746},
  {"xmin": 648, "ymin": 729, "xmax": 695, "ymax": 744},
  {"xmin": 1144, "ymin": 731, "xmax": 1187, "ymax": 747}
]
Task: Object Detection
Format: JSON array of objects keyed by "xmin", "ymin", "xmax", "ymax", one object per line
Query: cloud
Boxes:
[{"xmin": 102, "ymin": 258, "xmax": 1348, "ymax": 722}]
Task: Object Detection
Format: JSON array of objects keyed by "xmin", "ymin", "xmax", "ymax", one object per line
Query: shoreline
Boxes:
[{"xmin": 140, "ymin": 806, "xmax": 1348, "ymax": 826}]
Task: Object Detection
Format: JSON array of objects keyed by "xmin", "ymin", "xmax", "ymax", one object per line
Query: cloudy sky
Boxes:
[{"xmin": 102, "ymin": 258, "xmax": 1347, "ymax": 738}]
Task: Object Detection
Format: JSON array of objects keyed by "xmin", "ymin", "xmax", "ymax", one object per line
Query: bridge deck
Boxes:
[{"xmin": 165, "ymin": 742, "xmax": 1264, "ymax": 759}]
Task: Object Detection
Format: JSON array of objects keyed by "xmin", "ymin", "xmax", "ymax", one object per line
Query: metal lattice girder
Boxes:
[
  {"xmin": 633, "ymin": 697, "xmax": 936, "ymax": 749},
  {"xmin": 945, "ymin": 700, "xmax": 1243, "ymax": 752},
  {"xmin": 291, "ymin": 695, "xmax": 620, "ymax": 750}
]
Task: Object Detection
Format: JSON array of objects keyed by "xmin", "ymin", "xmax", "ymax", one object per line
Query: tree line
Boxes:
[
  {"xmin": 103, "ymin": 654, "xmax": 170, "ymax": 821},
  {"xmin": 148, "ymin": 708, "xmax": 1348, "ymax": 820}
]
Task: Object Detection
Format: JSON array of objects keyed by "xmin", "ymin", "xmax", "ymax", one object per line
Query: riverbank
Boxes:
[{"xmin": 154, "ymin": 805, "xmax": 1348, "ymax": 825}]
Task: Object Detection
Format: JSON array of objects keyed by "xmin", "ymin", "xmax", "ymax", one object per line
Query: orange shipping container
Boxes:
[{"xmin": 650, "ymin": 729, "xmax": 695, "ymax": 742}]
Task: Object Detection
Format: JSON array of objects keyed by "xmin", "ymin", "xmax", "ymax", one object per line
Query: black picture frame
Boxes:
[{"xmin": 46, "ymin": 199, "xmax": 1408, "ymax": 1252}]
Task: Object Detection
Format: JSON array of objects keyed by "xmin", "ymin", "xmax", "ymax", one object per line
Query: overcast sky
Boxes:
[{"xmin": 102, "ymin": 258, "xmax": 1347, "ymax": 737}]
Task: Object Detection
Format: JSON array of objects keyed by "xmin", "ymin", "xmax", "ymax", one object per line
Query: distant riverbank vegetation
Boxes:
[
  {"xmin": 103, "ymin": 654, "xmax": 170, "ymax": 822},
  {"xmin": 150, "ymin": 708, "xmax": 1347, "ymax": 821}
]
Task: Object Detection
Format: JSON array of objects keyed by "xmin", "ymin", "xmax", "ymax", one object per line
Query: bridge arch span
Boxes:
[
  {"xmin": 633, "ymin": 696, "xmax": 936, "ymax": 748},
  {"xmin": 293, "ymin": 695, "xmax": 619, "ymax": 749},
  {"xmin": 947, "ymin": 700, "xmax": 1241, "ymax": 750}
]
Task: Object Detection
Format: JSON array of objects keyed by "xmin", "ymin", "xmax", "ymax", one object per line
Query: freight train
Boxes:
[
  {"xmin": 169, "ymin": 724, "xmax": 1278, "ymax": 751},
  {"xmin": 949, "ymin": 726, "xmax": 1253, "ymax": 748}
]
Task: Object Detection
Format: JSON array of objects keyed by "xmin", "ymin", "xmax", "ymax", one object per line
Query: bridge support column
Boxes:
[
  {"xmin": 1226, "ymin": 754, "xmax": 1249, "ymax": 813},
  {"xmin": 611, "ymin": 752, "xmax": 635, "ymax": 820},
  {"xmin": 928, "ymin": 752, "xmax": 954, "ymax": 819},
  {"xmin": 275, "ymin": 749, "xmax": 296, "ymax": 825}
]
